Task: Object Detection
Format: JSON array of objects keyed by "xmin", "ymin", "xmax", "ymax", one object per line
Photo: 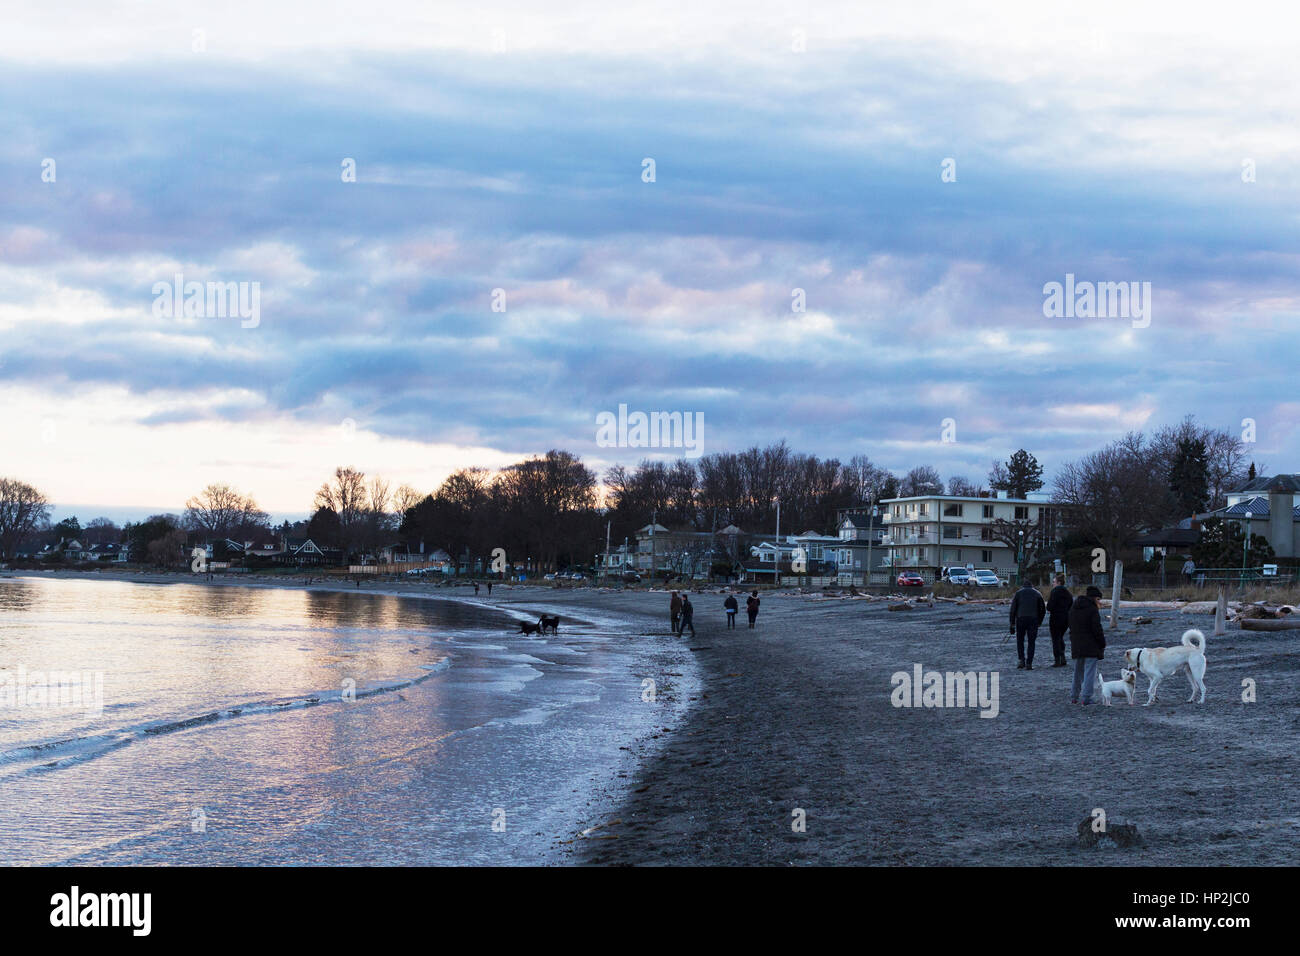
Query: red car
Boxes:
[{"xmin": 896, "ymin": 571, "xmax": 925, "ymax": 587}]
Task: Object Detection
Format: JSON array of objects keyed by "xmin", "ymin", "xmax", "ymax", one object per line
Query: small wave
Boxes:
[{"xmin": 0, "ymin": 658, "xmax": 451, "ymax": 776}]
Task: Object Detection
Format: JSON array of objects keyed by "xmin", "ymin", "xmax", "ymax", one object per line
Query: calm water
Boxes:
[{"xmin": 0, "ymin": 575, "xmax": 680, "ymax": 864}]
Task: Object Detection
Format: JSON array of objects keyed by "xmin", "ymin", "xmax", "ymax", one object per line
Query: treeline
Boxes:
[{"xmin": 0, "ymin": 414, "xmax": 1260, "ymax": 570}]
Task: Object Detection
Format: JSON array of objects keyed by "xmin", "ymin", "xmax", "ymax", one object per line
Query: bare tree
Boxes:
[
  {"xmin": 0, "ymin": 477, "xmax": 50, "ymax": 559},
  {"xmin": 946, "ymin": 475, "xmax": 982, "ymax": 497},
  {"xmin": 900, "ymin": 465, "xmax": 943, "ymax": 497},
  {"xmin": 1054, "ymin": 433, "xmax": 1172, "ymax": 560},
  {"xmin": 393, "ymin": 483, "xmax": 424, "ymax": 519},
  {"xmin": 184, "ymin": 483, "xmax": 268, "ymax": 541},
  {"xmin": 315, "ymin": 467, "xmax": 369, "ymax": 563}
]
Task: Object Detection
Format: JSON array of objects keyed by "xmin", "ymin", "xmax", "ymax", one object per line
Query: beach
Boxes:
[
  {"xmin": 5, "ymin": 570, "xmax": 1298, "ymax": 866},
  {"xmin": 0, "ymin": 571, "xmax": 696, "ymax": 865}
]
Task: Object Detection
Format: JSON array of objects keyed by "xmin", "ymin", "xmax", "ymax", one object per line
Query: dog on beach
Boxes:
[
  {"xmin": 517, "ymin": 620, "xmax": 542, "ymax": 636},
  {"xmin": 538, "ymin": 614, "xmax": 560, "ymax": 634},
  {"xmin": 1096, "ymin": 667, "xmax": 1137, "ymax": 706},
  {"xmin": 1122, "ymin": 629, "xmax": 1207, "ymax": 705}
]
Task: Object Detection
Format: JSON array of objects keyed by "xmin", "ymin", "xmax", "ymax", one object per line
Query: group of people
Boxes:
[
  {"xmin": 670, "ymin": 589, "xmax": 761, "ymax": 636},
  {"xmin": 1009, "ymin": 573, "xmax": 1110, "ymax": 704}
]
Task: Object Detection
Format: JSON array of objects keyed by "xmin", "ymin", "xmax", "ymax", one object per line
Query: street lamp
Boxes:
[
  {"xmin": 1242, "ymin": 510, "xmax": 1253, "ymax": 588},
  {"xmin": 1017, "ymin": 530, "xmax": 1024, "ymax": 585}
]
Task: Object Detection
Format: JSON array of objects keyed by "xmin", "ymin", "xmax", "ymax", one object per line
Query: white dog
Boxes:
[
  {"xmin": 1096, "ymin": 667, "xmax": 1137, "ymax": 706},
  {"xmin": 1122, "ymin": 629, "xmax": 1207, "ymax": 705}
]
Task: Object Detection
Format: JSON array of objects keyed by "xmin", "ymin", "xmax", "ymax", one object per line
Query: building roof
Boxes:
[
  {"xmin": 1230, "ymin": 474, "xmax": 1300, "ymax": 495},
  {"xmin": 1211, "ymin": 496, "xmax": 1300, "ymax": 521}
]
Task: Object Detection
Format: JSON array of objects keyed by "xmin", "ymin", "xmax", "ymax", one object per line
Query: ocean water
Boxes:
[{"xmin": 0, "ymin": 575, "xmax": 687, "ymax": 865}]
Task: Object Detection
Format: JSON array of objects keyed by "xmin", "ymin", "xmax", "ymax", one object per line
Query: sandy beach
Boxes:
[{"xmin": 8, "ymin": 569, "xmax": 1298, "ymax": 866}]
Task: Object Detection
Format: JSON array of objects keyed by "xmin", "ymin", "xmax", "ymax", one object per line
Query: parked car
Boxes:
[
  {"xmin": 896, "ymin": 571, "xmax": 925, "ymax": 587},
  {"xmin": 942, "ymin": 567, "xmax": 971, "ymax": 585},
  {"xmin": 620, "ymin": 571, "xmax": 642, "ymax": 583},
  {"xmin": 972, "ymin": 569, "xmax": 1003, "ymax": 587},
  {"xmin": 543, "ymin": 572, "xmax": 559, "ymax": 581}
]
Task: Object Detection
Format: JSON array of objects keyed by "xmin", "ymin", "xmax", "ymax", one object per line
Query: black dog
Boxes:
[
  {"xmin": 539, "ymin": 614, "xmax": 560, "ymax": 634},
  {"xmin": 517, "ymin": 620, "xmax": 542, "ymax": 635}
]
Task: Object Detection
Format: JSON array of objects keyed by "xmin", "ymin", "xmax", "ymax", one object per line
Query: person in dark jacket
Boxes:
[
  {"xmin": 1045, "ymin": 574, "xmax": 1073, "ymax": 667},
  {"xmin": 1009, "ymin": 579, "xmax": 1047, "ymax": 669},
  {"xmin": 724, "ymin": 593, "xmax": 738, "ymax": 628},
  {"xmin": 746, "ymin": 591, "xmax": 760, "ymax": 628},
  {"xmin": 670, "ymin": 591, "xmax": 682, "ymax": 633},
  {"xmin": 677, "ymin": 595, "xmax": 695, "ymax": 638},
  {"xmin": 1068, "ymin": 585, "xmax": 1107, "ymax": 704}
]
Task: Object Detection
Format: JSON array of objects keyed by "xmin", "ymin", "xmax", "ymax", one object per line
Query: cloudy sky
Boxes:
[{"xmin": 2, "ymin": 1, "xmax": 1298, "ymax": 522}]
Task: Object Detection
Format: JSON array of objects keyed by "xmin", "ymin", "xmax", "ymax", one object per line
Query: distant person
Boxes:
[
  {"xmin": 1045, "ymin": 574, "xmax": 1073, "ymax": 668},
  {"xmin": 473, "ymin": 582, "xmax": 480, "ymax": 596},
  {"xmin": 1009, "ymin": 578, "xmax": 1046, "ymax": 670},
  {"xmin": 486, "ymin": 581, "xmax": 492, "ymax": 595},
  {"xmin": 670, "ymin": 591, "xmax": 682, "ymax": 633},
  {"xmin": 677, "ymin": 595, "xmax": 695, "ymax": 638},
  {"xmin": 1068, "ymin": 586, "xmax": 1107, "ymax": 705},
  {"xmin": 1181, "ymin": 557, "xmax": 1195, "ymax": 586},
  {"xmin": 746, "ymin": 591, "xmax": 760, "ymax": 628},
  {"xmin": 724, "ymin": 593, "xmax": 738, "ymax": 628}
]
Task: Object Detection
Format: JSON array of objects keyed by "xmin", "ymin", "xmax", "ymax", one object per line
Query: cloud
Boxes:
[{"xmin": 1, "ymin": 18, "xmax": 1297, "ymax": 512}]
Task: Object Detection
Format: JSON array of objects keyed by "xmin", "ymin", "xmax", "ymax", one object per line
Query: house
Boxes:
[
  {"xmin": 630, "ymin": 523, "xmax": 746, "ymax": 579},
  {"xmin": 275, "ymin": 538, "xmax": 342, "ymax": 566},
  {"xmin": 1202, "ymin": 474, "xmax": 1300, "ymax": 558},
  {"xmin": 745, "ymin": 530, "xmax": 840, "ymax": 583},
  {"xmin": 88, "ymin": 543, "xmax": 126, "ymax": 563},
  {"xmin": 41, "ymin": 538, "xmax": 89, "ymax": 562},
  {"xmin": 880, "ymin": 491, "xmax": 1069, "ymax": 582},
  {"xmin": 377, "ymin": 542, "xmax": 429, "ymax": 564},
  {"xmin": 833, "ymin": 511, "xmax": 889, "ymax": 585}
]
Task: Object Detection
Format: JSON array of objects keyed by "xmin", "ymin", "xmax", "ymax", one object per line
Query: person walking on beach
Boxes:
[
  {"xmin": 746, "ymin": 590, "xmax": 760, "ymax": 628},
  {"xmin": 724, "ymin": 593, "xmax": 738, "ymax": 628},
  {"xmin": 1181, "ymin": 557, "xmax": 1196, "ymax": 587},
  {"xmin": 1010, "ymin": 578, "xmax": 1046, "ymax": 670},
  {"xmin": 473, "ymin": 582, "xmax": 480, "ymax": 596},
  {"xmin": 677, "ymin": 594, "xmax": 695, "ymax": 638},
  {"xmin": 670, "ymin": 591, "xmax": 682, "ymax": 633},
  {"xmin": 486, "ymin": 581, "xmax": 492, "ymax": 596},
  {"xmin": 1045, "ymin": 574, "xmax": 1072, "ymax": 667},
  {"xmin": 1068, "ymin": 585, "xmax": 1107, "ymax": 704}
]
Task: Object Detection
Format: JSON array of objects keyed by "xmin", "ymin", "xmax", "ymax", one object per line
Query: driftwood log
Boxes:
[{"xmin": 1239, "ymin": 618, "xmax": 1300, "ymax": 631}]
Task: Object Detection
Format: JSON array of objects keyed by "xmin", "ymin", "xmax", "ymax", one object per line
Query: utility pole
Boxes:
[
  {"xmin": 774, "ymin": 498, "xmax": 781, "ymax": 587},
  {"xmin": 865, "ymin": 499, "xmax": 875, "ymax": 591},
  {"xmin": 604, "ymin": 519, "xmax": 611, "ymax": 585},
  {"xmin": 651, "ymin": 507, "xmax": 657, "ymax": 585}
]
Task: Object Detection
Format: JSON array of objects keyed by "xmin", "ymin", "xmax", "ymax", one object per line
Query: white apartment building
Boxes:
[{"xmin": 880, "ymin": 491, "xmax": 1068, "ymax": 581}]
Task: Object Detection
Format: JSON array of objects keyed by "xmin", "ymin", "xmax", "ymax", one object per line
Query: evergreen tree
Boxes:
[{"xmin": 989, "ymin": 450, "xmax": 1044, "ymax": 498}]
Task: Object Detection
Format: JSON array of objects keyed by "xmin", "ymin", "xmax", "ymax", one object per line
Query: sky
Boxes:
[{"xmin": 2, "ymin": 2, "xmax": 1298, "ymax": 524}]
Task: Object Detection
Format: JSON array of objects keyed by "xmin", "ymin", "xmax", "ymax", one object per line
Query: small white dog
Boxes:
[
  {"xmin": 1096, "ymin": 667, "xmax": 1137, "ymax": 706},
  {"xmin": 1122, "ymin": 629, "xmax": 1207, "ymax": 706}
]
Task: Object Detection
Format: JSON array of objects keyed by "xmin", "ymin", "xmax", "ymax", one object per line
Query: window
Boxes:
[
  {"xmin": 981, "ymin": 550, "xmax": 993, "ymax": 563},
  {"xmin": 1014, "ymin": 506, "xmax": 1029, "ymax": 520},
  {"xmin": 919, "ymin": 504, "xmax": 929, "ymax": 516},
  {"xmin": 982, "ymin": 504, "xmax": 994, "ymax": 518},
  {"xmin": 943, "ymin": 503, "xmax": 963, "ymax": 517},
  {"xmin": 943, "ymin": 525, "xmax": 962, "ymax": 539},
  {"xmin": 980, "ymin": 528, "xmax": 994, "ymax": 541}
]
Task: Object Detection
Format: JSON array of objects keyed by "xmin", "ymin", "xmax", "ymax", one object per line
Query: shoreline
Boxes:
[{"xmin": 1, "ymin": 571, "xmax": 703, "ymax": 864}]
